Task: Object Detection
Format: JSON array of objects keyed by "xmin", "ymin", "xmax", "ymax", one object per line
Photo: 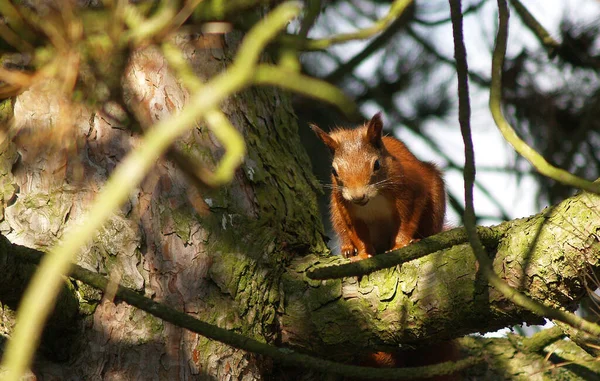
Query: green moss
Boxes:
[
  {"xmin": 171, "ymin": 207, "xmax": 193, "ymax": 242},
  {"xmin": 0, "ymin": 98, "xmax": 13, "ymax": 124},
  {"xmin": 143, "ymin": 313, "xmax": 165, "ymax": 335},
  {"xmin": 74, "ymin": 280, "xmax": 102, "ymax": 315},
  {"xmin": 308, "ymin": 278, "xmax": 342, "ymax": 310},
  {"xmin": 233, "ymin": 87, "xmax": 326, "ymax": 257}
]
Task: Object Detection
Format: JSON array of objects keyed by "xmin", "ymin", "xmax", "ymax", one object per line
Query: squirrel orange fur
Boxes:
[
  {"xmin": 311, "ymin": 112, "xmax": 446, "ymax": 261},
  {"xmin": 312, "ymin": 113, "xmax": 456, "ymax": 379}
]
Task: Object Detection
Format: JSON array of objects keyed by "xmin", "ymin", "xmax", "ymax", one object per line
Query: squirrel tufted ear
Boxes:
[
  {"xmin": 310, "ymin": 124, "xmax": 339, "ymax": 153},
  {"xmin": 366, "ymin": 112, "xmax": 383, "ymax": 148}
]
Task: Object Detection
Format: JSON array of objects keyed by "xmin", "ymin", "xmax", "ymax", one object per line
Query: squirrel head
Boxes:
[{"xmin": 311, "ymin": 113, "xmax": 388, "ymax": 205}]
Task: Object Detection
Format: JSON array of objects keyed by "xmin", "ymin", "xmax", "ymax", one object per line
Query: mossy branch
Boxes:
[
  {"xmin": 490, "ymin": 0, "xmax": 600, "ymax": 194},
  {"xmin": 306, "ymin": 225, "xmax": 507, "ymax": 279},
  {"xmin": 451, "ymin": 0, "xmax": 600, "ymax": 339},
  {"xmin": 518, "ymin": 325, "xmax": 565, "ymax": 354}
]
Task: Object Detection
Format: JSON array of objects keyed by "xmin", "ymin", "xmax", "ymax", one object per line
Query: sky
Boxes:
[
  {"xmin": 300, "ymin": 0, "xmax": 600, "ymax": 336},
  {"xmin": 303, "ymin": 0, "xmax": 600, "ymax": 227}
]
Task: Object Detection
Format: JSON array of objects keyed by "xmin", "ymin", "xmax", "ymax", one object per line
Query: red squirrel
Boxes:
[
  {"xmin": 312, "ymin": 114, "xmax": 456, "ymax": 379},
  {"xmin": 311, "ymin": 112, "xmax": 446, "ymax": 261}
]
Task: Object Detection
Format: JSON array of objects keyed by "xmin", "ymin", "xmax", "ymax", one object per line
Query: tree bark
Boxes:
[
  {"xmin": 0, "ymin": 30, "xmax": 324, "ymax": 380},
  {"xmin": 457, "ymin": 333, "xmax": 600, "ymax": 380}
]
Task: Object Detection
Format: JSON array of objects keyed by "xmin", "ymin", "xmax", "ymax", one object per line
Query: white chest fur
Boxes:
[{"xmin": 349, "ymin": 194, "xmax": 396, "ymax": 252}]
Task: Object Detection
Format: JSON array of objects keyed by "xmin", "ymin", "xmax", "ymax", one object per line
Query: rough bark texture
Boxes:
[
  {"xmin": 280, "ymin": 191, "xmax": 600, "ymax": 362},
  {"xmin": 458, "ymin": 334, "xmax": 600, "ymax": 380},
  {"xmin": 0, "ymin": 30, "xmax": 324, "ymax": 380}
]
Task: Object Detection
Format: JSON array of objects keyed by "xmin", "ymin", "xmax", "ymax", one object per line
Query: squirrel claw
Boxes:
[{"xmin": 341, "ymin": 246, "xmax": 357, "ymax": 259}]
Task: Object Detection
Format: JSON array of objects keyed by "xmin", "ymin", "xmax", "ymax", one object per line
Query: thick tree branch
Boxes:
[
  {"xmin": 282, "ymin": 190, "xmax": 600, "ymax": 354},
  {"xmin": 459, "ymin": 333, "xmax": 600, "ymax": 379}
]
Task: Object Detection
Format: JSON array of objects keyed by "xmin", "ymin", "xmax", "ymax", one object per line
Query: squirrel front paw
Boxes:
[
  {"xmin": 341, "ymin": 245, "xmax": 358, "ymax": 259},
  {"xmin": 393, "ymin": 234, "xmax": 412, "ymax": 250},
  {"xmin": 349, "ymin": 253, "xmax": 372, "ymax": 262},
  {"xmin": 341, "ymin": 244, "xmax": 373, "ymax": 261}
]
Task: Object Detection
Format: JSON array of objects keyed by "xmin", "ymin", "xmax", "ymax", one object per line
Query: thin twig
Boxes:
[
  {"xmin": 299, "ymin": 0, "xmax": 321, "ymax": 38},
  {"xmin": 414, "ymin": 0, "xmax": 488, "ymax": 27},
  {"xmin": 280, "ymin": 0, "xmax": 414, "ymax": 51},
  {"xmin": 509, "ymin": 0, "xmax": 560, "ymax": 57},
  {"xmin": 325, "ymin": 9, "xmax": 412, "ymax": 84},
  {"xmin": 307, "ymin": 226, "xmax": 507, "ymax": 279}
]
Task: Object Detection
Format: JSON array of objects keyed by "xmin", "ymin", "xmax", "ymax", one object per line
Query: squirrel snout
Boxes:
[
  {"xmin": 351, "ymin": 195, "xmax": 369, "ymax": 205},
  {"xmin": 343, "ymin": 188, "xmax": 371, "ymax": 205}
]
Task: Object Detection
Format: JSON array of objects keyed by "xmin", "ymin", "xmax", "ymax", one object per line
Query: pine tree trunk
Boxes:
[{"xmin": 0, "ymin": 30, "xmax": 325, "ymax": 380}]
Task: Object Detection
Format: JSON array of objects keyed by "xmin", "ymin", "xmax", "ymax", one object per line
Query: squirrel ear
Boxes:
[
  {"xmin": 366, "ymin": 112, "xmax": 383, "ymax": 148},
  {"xmin": 310, "ymin": 124, "xmax": 338, "ymax": 153}
]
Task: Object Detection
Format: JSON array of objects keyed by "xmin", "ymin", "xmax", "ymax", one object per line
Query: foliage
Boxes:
[{"xmin": 0, "ymin": 0, "xmax": 599, "ymax": 380}]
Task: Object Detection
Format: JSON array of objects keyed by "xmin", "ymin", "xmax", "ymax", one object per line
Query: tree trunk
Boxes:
[{"xmin": 0, "ymin": 30, "xmax": 324, "ymax": 380}]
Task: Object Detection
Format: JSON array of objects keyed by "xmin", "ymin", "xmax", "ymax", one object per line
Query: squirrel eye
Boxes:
[
  {"xmin": 373, "ymin": 159, "xmax": 381, "ymax": 171},
  {"xmin": 332, "ymin": 167, "xmax": 338, "ymax": 177}
]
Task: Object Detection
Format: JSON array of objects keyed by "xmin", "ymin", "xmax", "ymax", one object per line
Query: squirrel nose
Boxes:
[
  {"xmin": 342, "ymin": 188, "xmax": 371, "ymax": 205},
  {"xmin": 351, "ymin": 194, "xmax": 369, "ymax": 205}
]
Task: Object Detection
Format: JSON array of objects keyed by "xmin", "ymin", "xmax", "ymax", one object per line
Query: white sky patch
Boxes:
[{"xmin": 321, "ymin": 1, "xmax": 598, "ymax": 224}]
